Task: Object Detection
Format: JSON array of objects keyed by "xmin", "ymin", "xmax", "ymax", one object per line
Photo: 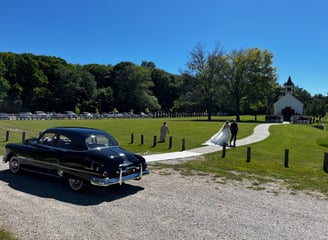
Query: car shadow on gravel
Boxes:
[{"xmin": 0, "ymin": 169, "xmax": 144, "ymax": 206}]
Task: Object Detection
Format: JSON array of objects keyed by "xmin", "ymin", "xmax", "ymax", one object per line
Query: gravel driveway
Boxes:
[{"xmin": 0, "ymin": 162, "xmax": 328, "ymax": 240}]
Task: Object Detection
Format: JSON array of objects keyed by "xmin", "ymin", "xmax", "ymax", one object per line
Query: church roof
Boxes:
[{"xmin": 274, "ymin": 93, "xmax": 303, "ymax": 107}]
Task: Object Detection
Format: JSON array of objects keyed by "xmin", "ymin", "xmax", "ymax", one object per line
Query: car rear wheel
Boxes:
[
  {"xmin": 68, "ymin": 178, "xmax": 83, "ymax": 191},
  {"xmin": 9, "ymin": 155, "xmax": 20, "ymax": 174}
]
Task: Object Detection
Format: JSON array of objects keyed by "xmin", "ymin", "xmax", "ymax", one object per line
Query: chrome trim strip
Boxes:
[
  {"xmin": 9, "ymin": 157, "xmax": 100, "ymax": 177},
  {"xmin": 90, "ymin": 167, "xmax": 150, "ymax": 187}
]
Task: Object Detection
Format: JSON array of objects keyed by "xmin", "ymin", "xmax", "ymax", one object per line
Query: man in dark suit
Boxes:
[{"xmin": 230, "ymin": 120, "xmax": 238, "ymax": 147}]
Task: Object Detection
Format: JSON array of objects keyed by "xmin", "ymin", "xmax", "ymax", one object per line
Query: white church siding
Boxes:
[{"xmin": 273, "ymin": 93, "xmax": 304, "ymax": 115}]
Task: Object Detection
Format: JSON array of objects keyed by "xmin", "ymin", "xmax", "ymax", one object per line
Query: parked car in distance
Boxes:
[
  {"xmin": 81, "ymin": 112, "xmax": 93, "ymax": 119},
  {"xmin": 62, "ymin": 111, "xmax": 78, "ymax": 119},
  {"xmin": 18, "ymin": 112, "xmax": 33, "ymax": 120},
  {"xmin": 0, "ymin": 112, "xmax": 10, "ymax": 120},
  {"xmin": 3, "ymin": 127, "xmax": 150, "ymax": 191},
  {"xmin": 34, "ymin": 111, "xmax": 49, "ymax": 120}
]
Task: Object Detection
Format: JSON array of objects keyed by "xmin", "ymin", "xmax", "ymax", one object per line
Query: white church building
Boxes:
[{"xmin": 273, "ymin": 76, "xmax": 304, "ymax": 121}]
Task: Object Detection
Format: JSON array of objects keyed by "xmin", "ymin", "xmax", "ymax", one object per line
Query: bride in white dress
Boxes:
[{"xmin": 203, "ymin": 120, "xmax": 230, "ymax": 146}]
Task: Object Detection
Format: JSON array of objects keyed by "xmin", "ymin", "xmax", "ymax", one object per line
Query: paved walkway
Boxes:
[{"xmin": 144, "ymin": 123, "xmax": 278, "ymax": 163}]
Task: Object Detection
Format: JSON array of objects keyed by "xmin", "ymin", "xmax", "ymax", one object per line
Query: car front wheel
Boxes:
[
  {"xmin": 9, "ymin": 155, "xmax": 20, "ymax": 174},
  {"xmin": 68, "ymin": 178, "xmax": 83, "ymax": 191}
]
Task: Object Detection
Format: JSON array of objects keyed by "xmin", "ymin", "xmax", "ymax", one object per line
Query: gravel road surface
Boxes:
[{"xmin": 0, "ymin": 162, "xmax": 328, "ymax": 240}]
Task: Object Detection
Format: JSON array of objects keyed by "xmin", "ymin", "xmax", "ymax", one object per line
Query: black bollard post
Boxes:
[
  {"xmin": 284, "ymin": 149, "xmax": 289, "ymax": 168},
  {"xmin": 168, "ymin": 136, "xmax": 172, "ymax": 149},
  {"xmin": 182, "ymin": 138, "xmax": 185, "ymax": 151},
  {"xmin": 246, "ymin": 147, "xmax": 251, "ymax": 163},
  {"xmin": 140, "ymin": 134, "xmax": 144, "ymax": 145},
  {"xmin": 222, "ymin": 143, "xmax": 227, "ymax": 158},
  {"xmin": 153, "ymin": 136, "xmax": 157, "ymax": 147},
  {"xmin": 323, "ymin": 152, "xmax": 328, "ymax": 173},
  {"xmin": 130, "ymin": 133, "xmax": 134, "ymax": 144},
  {"xmin": 5, "ymin": 131, "xmax": 9, "ymax": 142},
  {"xmin": 22, "ymin": 132, "xmax": 26, "ymax": 143}
]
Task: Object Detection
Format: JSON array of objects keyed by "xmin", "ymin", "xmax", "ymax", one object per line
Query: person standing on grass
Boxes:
[
  {"xmin": 159, "ymin": 122, "xmax": 169, "ymax": 143},
  {"xmin": 230, "ymin": 119, "xmax": 238, "ymax": 147}
]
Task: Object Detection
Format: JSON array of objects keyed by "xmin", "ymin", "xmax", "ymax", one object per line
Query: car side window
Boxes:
[
  {"xmin": 39, "ymin": 133, "xmax": 57, "ymax": 146},
  {"xmin": 55, "ymin": 134, "xmax": 72, "ymax": 149},
  {"xmin": 86, "ymin": 134, "xmax": 110, "ymax": 149},
  {"xmin": 39, "ymin": 133, "xmax": 72, "ymax": 149}
]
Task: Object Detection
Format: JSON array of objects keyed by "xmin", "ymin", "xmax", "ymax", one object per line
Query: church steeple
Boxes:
[{"xmin": 284, "ymin": 76, "xmax": 294, "ymax": 94}]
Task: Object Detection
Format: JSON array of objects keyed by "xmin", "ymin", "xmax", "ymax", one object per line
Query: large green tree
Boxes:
[
  {"xmin": 96, "ymin": 87, "xmax": 113, "ymax": 113},
  {"xmin": 1, "ymin": 53, "xmax": 21, "ymax": 111},
  {"xmin": 305, "ymin": 94, "xmax": 327, "ymax": 117},
  {"xmin": 227, "ymin": 48, "xmax": 277, "ymax": 121},
  {"xmin": 82, "ymin": 64, "xmax": 114, "ymax": 113},
  {"xmin": 50, "ymin": 65, "xmax": 97, "ymax": 112},
  {"xmin": 18, "ymin": 54, "xmax": 49, "ymax": 111},
  {"xmin": 82, "ymin": 64, "xmax": 113, "ymax": 88},
  {"xmin": 36, "ymin": 55, "xmax": 68, "ymax": 110},
  {"xmin": 178, "ymin": 43, "xmax": 229, "ymax": 120},
  {"xmin": 112, "ymin": 62, "xmax": 160, "ymax": 113},
  {"xmin": 0, "ymin": 51, "xmax": 313, "ymax": 118},
  {"xmin": 150, "ymin": 68, "xmax": 183, "ymax": 112},
  {"xmin": 1, "ymin": 53, "xmax": 49, "ymax": 111},
  {"xmin": 0, "ymin": 58, "xmax": 10, "ymax": 110}
]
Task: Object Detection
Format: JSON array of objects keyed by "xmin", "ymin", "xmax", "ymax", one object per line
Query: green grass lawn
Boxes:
[
  {"xmin": 0, "ymin": 116, "xmax": 257, "ymax": 155},
  {"xmin": 1, "ymin": 115, "xmax": 328, "ymax": 197},
  {"xmin": 156, "ymin": 123, "xmax": 328, "ymax": 196},
  {"xmin": 0, "ymin": 229, "xmax": 17, "ymax": 240}
]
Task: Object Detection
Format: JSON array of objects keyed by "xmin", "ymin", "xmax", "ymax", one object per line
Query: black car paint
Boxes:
[{"xmin": 3, "ymin": 127, "xmax": 149, "ymax": 190}]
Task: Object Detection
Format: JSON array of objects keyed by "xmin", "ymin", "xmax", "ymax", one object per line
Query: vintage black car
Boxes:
[{"xmin": 3, "ymin": 127, "xmax": 149, "ymax": 191}]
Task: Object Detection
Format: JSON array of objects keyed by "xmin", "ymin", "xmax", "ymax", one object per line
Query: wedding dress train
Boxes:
[{"xmin": 203, "ymin": 124, "xmax": 230, "ymax": 146}]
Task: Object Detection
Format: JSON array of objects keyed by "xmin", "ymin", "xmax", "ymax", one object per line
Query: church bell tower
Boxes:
[{"xmin": 284, "ymin": 76, "xmax": 294, "ymax": 94}]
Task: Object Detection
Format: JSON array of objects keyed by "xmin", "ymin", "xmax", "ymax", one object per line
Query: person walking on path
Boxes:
[
  {"xmin": 159, "ymin": 122, "xmax": 169, "ymax": 143},
  {"xmin": 230, "ymin": 120, "xmax": 238, "ymax": 147},
  {"xmin": 203, "ymin": 120, "xmax": 230, "ymax": 146}
]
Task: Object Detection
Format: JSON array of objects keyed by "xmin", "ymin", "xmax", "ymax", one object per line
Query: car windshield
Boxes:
[{"xmin": 85, "ymin": 134, "xmax": 116, "ymax": 149}]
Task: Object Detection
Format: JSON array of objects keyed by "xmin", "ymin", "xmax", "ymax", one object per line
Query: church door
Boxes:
[{"xmin": 281, "ymin": 107, "xmax": 295, "ymax": 121}]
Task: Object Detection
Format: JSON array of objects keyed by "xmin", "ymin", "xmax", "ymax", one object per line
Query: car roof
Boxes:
[
  {"xmin": 44, "ymin": 127, "xmax": 106, "ymax": 135},
  {"xmin": 41, "ymin": 127, "xmax": 118, "ymax": 150}
]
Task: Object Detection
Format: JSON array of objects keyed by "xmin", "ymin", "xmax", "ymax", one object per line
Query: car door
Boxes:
[
  {"xmin": 53, "ymin": 134, "xmax": 98, "ymax": 180},
  {"xmin": 23, "ymin": 132, "xmax": 63, "ymax": 173}
]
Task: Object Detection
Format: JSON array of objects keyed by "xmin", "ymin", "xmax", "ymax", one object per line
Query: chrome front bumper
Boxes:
[{"xmin": 90, "ymin": 165, "xmax": 150, "ymax": 187}]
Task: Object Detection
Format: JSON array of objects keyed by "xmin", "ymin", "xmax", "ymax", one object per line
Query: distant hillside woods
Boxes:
[{"xmin": 0, "ymin": 51, "xmax": 325, "ymax": 119}]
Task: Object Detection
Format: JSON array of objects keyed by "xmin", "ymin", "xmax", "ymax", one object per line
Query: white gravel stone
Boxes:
[{"xmin": 0, "ymin": 163, "xmax": 327, "ymax": 240}]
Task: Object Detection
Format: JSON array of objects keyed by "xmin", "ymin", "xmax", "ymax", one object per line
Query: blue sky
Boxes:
[{"xmin": 1, "ymin": 0, "xmax": 327, "ymax": 95}]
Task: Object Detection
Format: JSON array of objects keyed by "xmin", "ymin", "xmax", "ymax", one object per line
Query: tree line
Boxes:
[{"xmin": 0, "ymin": 44, "xmax": 326, "ymax": 120}]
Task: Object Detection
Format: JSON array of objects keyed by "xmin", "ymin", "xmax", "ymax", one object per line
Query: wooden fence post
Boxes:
[
  {"xmin": 153, "ymin": 136, "xmax": 157, "ymax": 147},
  {"xmin": 168, "ymin": 136, "xmax": 172, "ymax": 149},
  {"xmin": 323, "ymin": 152, "xmax": 328, "ymax": 173},
  {"xmin": 284, "ymin": 149, "xmax": 289, "ymax": 168},
  {"xmin": 140, "ymin": 134, "xmax": 144, "ymax": 145},
  {"xmin": 130, "ymin": 133, "xmax": 134, "ymax": 144},
  {"xmin": 222, "ymin": 143, "xmax": 226, "ymax": 158},
  {"xmin": 5, "ymin": 131, "xmax": 9, "ymax": 142},
  {"xmin": 182, "ymin": 138, "xmax": 185, "ymax": 151},
  {"xmin": 22, "ymin": 132, "xmax": 26, "ymax": 143},
  {"xmin": 246, "ymin": 147, "xmax": 251, "ymax": 163}
]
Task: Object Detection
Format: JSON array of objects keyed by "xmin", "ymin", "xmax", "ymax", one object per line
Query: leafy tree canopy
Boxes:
[{"xmin": 0, "ymin": 51, "xmax": 325, "ymax": 118}]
